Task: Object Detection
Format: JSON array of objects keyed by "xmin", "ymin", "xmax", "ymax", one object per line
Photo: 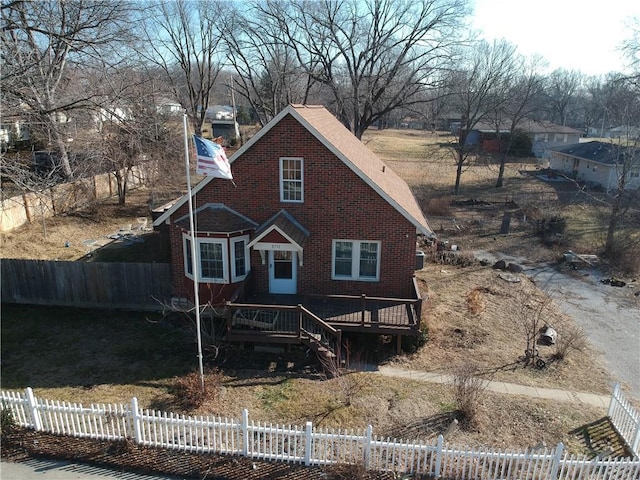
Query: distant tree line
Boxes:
[{"xmin": 1, "ymin": 0, "xmax": 638, "ymax": 258}]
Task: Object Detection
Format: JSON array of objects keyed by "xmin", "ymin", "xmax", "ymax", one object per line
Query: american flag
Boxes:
[{"xmin": 193, "ymin": 135, "xmax": 233, "ymax": 179}]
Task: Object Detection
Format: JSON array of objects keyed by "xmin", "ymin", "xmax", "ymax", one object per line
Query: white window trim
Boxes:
[
  {"xmin": 182, "ymin": 234, "xmax": 229, "ymax": 284},
  {"xmin": 231, "ymin": 235, "xmax": 250, "ymax": 282},
  {"xmin": 279, "ymin": 157, "xmax": 304, "ymax": 203},
  {"xmin": 331, "ymin": 239, "xmax": 381, "ymax": 282}
]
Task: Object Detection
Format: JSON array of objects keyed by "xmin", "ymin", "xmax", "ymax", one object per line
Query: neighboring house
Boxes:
[
  {"xmin": 549, "ymin": 141, "xmax": 640, "ymax": 191},
  {"xmin": 202, "ymin": 105, "xmax": 240, "ymax": 143},
  {"xmin": 459, "ymin": 120, "xmax": 582, "ymax": 158},
  {"xmin": 520, "ymin": 120, "xmax": 582, "ymax": 159},
  {"xmin": 153, "ymin": 104, "xmax": 433, "ymax": 354},
  {"xmin": 156, "ymin": 98, "xmax": 183, "ymax": 116},
  {"xmin": 606, "ymin": 125, "xmax": 640, "ymax": 139},
  {"xmin": 459, "ymin": 122, "xmax": 510, "ymax": 153},
  {"xmin": 0, "ymin": 117, "xmax": 31, "ymax": 149}
]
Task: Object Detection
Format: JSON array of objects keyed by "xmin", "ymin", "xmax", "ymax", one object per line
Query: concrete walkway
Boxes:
[{"xmin": 376, "ymin": 365, "xmax": 611, "ymax": 410}]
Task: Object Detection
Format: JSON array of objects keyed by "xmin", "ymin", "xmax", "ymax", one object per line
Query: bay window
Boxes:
[{"xmin": 183, "ymin": 234, "xmax": 250, "ymax": 283}]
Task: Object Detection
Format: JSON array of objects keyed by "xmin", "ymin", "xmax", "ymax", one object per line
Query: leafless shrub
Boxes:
[
  {"xmin": 426, "ymin": 251, "xmax": 478, "ymax": 267},
  {"xmin": 172, "ymin": 368, "xmax": 223, "ymax": 410},
  {"xmin": 426, "ymin": 197, "xmax": 452, "ymax": 216},
  {"xmin": 451, "ymin": 363, "xmax": 486, "ymax": 430},
  {"xmin": 319, "ymin": 349, "xmax": 370, "ymax": 409},
  {"xmin": 466, "ymin": 287, "xmax": 485, "ymax": 315},
  {"xmin": 606, "ymin": 236, "xmax": 640, "ymax": 276},
  {"xmin": 552, "ymin": 320, "xmax": 588, "ymax": 361},
  {"xmin": 512, "ymin": 290, "xmax": 554, "ymax": 367}
]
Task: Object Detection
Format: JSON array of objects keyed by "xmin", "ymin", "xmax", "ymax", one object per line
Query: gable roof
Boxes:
[
  {"xmin": 520, "ymin": 120, "xmax": 582, "ymax": 135},
  {"xmin": 154, "ymin": 105, "xmax": 433, "ymax": 236},
  {"xmin": 550, "ymin": 141, "xmax": 630, "ymax": 166},
  {"xmin": 248, "ymin": 210, "xmax": 309, "ymax": 251}
]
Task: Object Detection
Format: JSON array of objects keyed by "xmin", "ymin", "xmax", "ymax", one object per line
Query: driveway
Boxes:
[{"xmin": 474, "ymin": 251, "xmax": 640, "ymax": 399}]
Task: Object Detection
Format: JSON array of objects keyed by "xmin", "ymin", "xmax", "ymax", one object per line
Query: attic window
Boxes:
[{"xmin": 280, "ymin": 157, "xmax": 303, "ymax": 203}]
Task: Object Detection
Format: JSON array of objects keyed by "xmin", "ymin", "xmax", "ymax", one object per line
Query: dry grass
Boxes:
[
  {"xmin": 404, "ymin": 264, "xmax": 612, "ymax": 394},
  {"xmin": 1, "ymin": 127, "xmax": 634, "ymax": 457},
  {"xmin": 0, "ymin": 188, "xmax": 159, "ymax": 261}
]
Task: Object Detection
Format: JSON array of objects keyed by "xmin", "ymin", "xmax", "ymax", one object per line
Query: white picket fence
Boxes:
[
  {"xmin": 2, "ymin": 386, "xmax": 640, "ymax": 479},
  {"xmin": 609, "ymin": 383, "xmax": 640, "ymax": 457}
]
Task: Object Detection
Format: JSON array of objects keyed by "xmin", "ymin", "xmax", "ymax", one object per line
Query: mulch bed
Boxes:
[{"xmin": 1, "ymin": 428, "xmax": 399, "ymax": 479}]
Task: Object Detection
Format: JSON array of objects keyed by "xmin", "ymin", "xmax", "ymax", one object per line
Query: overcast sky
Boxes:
[{"xmin": 470, "ymin": 0, "xmax": 639, "ymax": 76}]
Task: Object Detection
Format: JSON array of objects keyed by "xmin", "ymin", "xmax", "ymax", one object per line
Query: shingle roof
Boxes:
[
  {"xmin": 249, "ymin": 210, "xmax": 309, "ymax": 250},
  {"xmin": 175, "ymin": 204, "xmax": 258, "ymax": 233},
  {"xmin": 472, "ymin": 119, "xmax": 582, "ymax": 135},
  {"xmin": 284, "ymin": 105, "xmax": 432, "ymax": 236},
  {"xmin": 154, "ymin": 105, "xmax": 433, "ymax": 236},
  {"xmin": 550, "ymin": 141, "xmax": 629, "ymax": 166}
]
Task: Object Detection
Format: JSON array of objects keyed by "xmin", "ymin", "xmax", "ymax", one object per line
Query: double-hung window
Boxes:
[
  {"xmin": 332, "ymin": 240, "xmax": 381, "ymax": 281},
  {"xmin": 199, "ymin": 242, "xmax": 225, "ymax": 281},
  {"xmin": 183, "ymin": 235, "xmax": 234, "ymax": 284},
  {"xmin": 231, "ymin": 236, "xmax": 250, "ymax": 282},
  {"xmin": 280, "ymin": 157, "xmax": 303, "ymax": 202}
]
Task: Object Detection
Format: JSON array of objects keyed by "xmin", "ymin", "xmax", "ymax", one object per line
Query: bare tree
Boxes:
[
  {"xmin": 251, "ymin": 0, "xmax": 469, "ymax": 139},
  {"xmin": 621, "ymin": 16, "xmax": 640, "ymax": 87},
  {"xmin": 1, "ymin": 0, "xmax": 138, "ymax": 178},
  {"xmin": 512, "ymin": 289, "xmax": 554, "ymax": 368},
  {"xmin": 600, "ymin": 20, "xmax": 640, "ymax": 266},
  {"xmin": 220, "ymin": 4, "xmax": 315, "ymax": 126},
  {"xmin": 543, "ymin": 68, "xmax": 584, "ymax": 127},
  {"xmin": 446, "ymin": 39, "xmax": 517, "ymax": 195},
  {"xmin": 141, "ymin": 0, "xmax": 225, "ymax": 136},
  {"xmin": 486, "ymin": 55, "xmax": 546, "ymax": 187},
  {"xmin": 0, "ymin": 153, "xmax": 62, "ymax": 236}
]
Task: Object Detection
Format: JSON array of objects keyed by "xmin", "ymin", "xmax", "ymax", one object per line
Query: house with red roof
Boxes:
[{"xmin": 153, "ymin": 105, "xmax": 433, "ymax": 355}]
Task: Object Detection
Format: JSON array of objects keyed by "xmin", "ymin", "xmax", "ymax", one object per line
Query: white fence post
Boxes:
[
  {"xmin": 304, "ymin": 421, "xmax": 313, "ymax": 466},
  {"xmin": 608, "ymin": 383, "xmax": 620, "ymax": 417},
  {"xmin": 632, "ymin": 421, "xmax": 640, "ymax": 456},
  {"xmin": 363, "ymin": 425, "xmax": 372, "ymax": 469},
  {"xmin": 434, "ymin": 434, "xmax": 443, "ymax": 479},
  {"xmin": 25, "ymin": 387, "xmax": 42, "ymax": 431},
  {"xmin": 550, "ymin": 442, "xmax": 564, "ymax": 479},
  {"xmin": 130, "ymin": 397, "xmax": 142, "ymax": 444},
  {"xmin": 242, "ymin": 409, "xmax": 249, "ymax": 457}
]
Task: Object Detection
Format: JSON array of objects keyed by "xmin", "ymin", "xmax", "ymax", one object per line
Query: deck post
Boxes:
[
  {"xmin": 396, "ymin": 334, "xmax": 402, "ymax": 354},
  {"xmin": 225, "ymin": 301, "xmax": 233, "ymax": 332},
  {"xmin": 298, "ymin": 304, "xmax": 303, "ymax": 341},
  {"xmin": 361, "ymin": 294, "xmax": 366, "ymax": 326}
]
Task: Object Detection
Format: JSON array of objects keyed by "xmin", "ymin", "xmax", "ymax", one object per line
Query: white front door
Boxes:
[{"xmin": 269, "ymin": 250, "xmax": 297, "ymax": 294}]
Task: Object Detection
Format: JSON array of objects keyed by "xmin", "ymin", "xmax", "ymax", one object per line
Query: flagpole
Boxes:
[{"xmin": 183, "ymin": 113, "xmax": 205, "ymax": 392}]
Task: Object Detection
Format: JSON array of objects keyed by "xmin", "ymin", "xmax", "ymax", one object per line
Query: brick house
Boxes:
[{"xmin": 153, "ymin": 105, "xmax": 433, "ymax": 352}]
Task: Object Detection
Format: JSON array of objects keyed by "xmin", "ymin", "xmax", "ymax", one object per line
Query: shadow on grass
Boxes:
[
  {"xmin": 383, "ymin": 411, "xmax": 460, "ymax": 440},
  {"xmin": 569, "ymin": 417, "xmax": 633, "ymax": 459},
  {"xmin": 0, "ymin": 304, "xmax": 195, "ymax": 390}
]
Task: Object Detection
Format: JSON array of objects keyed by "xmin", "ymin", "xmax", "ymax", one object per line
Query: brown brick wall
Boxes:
[{"xmin": 167, "ymin": 114, "xmax": 419, "ymax": 299}]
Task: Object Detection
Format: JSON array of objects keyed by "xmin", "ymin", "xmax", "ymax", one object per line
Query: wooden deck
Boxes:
[
  {"xmin": 223, "ymin": 278, "xmax": 423, "ymax": 356},
  {"xmin": 226, "ymin": 290, "xmax": 420, "ymax": 340}
]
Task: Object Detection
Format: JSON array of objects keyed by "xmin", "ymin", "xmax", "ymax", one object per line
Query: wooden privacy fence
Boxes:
[
  {"xmin": 2, "ymin": 387, "xmax": 639, "ymax": 479},
  {"xmin": 0, "ymin": 259, "xmax": 171, "ymax": 310},
  {"xmin": 0, "ymin": 163, "xmax": 155, "ymax": 233}
]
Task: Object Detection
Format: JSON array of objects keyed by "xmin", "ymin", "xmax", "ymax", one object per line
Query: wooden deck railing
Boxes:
[
  {"xmin": 304, "ymin": 292, "xmax": 422, "ymax": 331},
  {"xmin": 225, "ymin": 302, "xmax": 342, "ymax": 360}
]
